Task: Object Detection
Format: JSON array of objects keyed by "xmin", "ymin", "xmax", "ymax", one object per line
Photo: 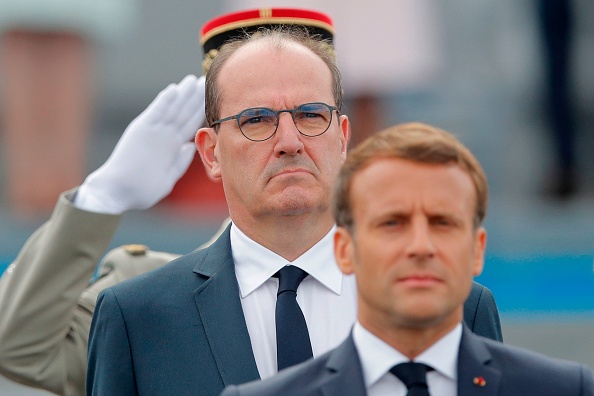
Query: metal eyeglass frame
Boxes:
[{"xmin": 210, "ymin": 102, "xmax": 339, "ymax": 142}]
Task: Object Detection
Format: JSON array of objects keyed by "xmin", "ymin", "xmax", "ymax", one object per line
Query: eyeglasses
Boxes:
[{"xmin": 210, "ymin": 102, "xmax": 339, "ymax": 142}]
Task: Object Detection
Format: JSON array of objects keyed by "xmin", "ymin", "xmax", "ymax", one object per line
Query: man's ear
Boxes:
[
  {"xmin": 334, "ymin": 227, "xmax": 355, "ymax": 275},
  {"xmin": 472, "ymin": 227, "xmax": 487, "ymax": 277},
  {"xmin": 339, "ymin": 115, "xmax": 351, "ymax": 159},
  {"xmin": 195, "ymin": 127, "xmax": 221, "ymax": 181}
]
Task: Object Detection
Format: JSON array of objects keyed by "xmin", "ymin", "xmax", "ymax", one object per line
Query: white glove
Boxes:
[{"xmin": 75, "ymin": 75, "xmax": 205, "ymax": 214}]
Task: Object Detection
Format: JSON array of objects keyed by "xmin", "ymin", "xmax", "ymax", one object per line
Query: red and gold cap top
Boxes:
[{"xmin": 200, "ymin": 8, "xmax": 334, "ymax": 55}]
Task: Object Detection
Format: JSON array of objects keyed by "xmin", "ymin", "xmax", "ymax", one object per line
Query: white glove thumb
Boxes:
[{"xmin": 76, "ymin": 74, "xmax": 206, "ymax": 214}]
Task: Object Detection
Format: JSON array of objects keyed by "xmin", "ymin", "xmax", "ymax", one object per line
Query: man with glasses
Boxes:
[
  {"xmin": 0, "ymin": 10, "xmax": 335, "ymax": 396},
  {"xmin": 87, "ymin": 26, "xmax": 502, "ymax": 396}
]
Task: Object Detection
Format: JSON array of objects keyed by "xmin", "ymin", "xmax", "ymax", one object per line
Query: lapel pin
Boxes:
[{"xmin": 473, "ymin": 376, "xmax": 487, "ymax": 387}]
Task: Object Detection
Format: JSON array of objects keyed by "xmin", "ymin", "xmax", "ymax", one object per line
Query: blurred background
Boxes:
[{"xmin": 1, "ymin": 0, "xmax": 593, "ymax": 393}]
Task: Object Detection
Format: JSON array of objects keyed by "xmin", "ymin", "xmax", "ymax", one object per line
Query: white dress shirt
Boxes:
[
  {"xmin": 353, "ymin": 321, "xmax": 461, "ymax": 396},
  {"xmin": 231, "ymin": 223, "xmax": 357, "ymax": 379}
]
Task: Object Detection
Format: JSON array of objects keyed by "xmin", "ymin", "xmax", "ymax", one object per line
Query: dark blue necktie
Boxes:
[
  {"xmin": 275, "ymin": 265, "xmax": 313, "ymax": 371},
  {"xmin": 390, "ymin": 362, "xmax": 433, "ymax": 396}
]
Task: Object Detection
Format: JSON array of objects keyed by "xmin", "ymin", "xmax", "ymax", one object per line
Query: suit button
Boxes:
[{"xmin": 122, "ymin": 244, "xmax": 149, "ymax": 256}]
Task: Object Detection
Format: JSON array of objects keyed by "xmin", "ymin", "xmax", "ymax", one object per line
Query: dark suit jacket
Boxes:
[
  {"xmin": 87, "ymin": 226, "xmax": 502, "ymax": 396},
  {"xmin": 221, "ymin": 325, "xmax": 594, "ymax": 396}
]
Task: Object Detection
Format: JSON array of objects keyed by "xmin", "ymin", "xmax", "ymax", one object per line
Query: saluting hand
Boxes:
[{"xmin": 75, "ymin": 74, "xmax": 206, "ymax": 214}]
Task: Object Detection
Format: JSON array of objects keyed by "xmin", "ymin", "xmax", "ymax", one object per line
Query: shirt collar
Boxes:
[
  {"xmin": 353, "ymin": 321, "xmax": 462, "ymax": 388},
  {"xmin": 415, "ymin": 323, "xmax": 461, "ymax": 381},
  {"xmin": 230, "ymin": 222, "xmax": 343, "ymax": 298}
]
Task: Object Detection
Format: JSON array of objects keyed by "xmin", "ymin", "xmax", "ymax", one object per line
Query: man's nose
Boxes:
[
  {"xmin": 405, "ymin": 220, "xmax": 436, "ymax": 260},
  {"xmin": 274, "ymin": 112, "xmax": 303, "ymax": 156}
]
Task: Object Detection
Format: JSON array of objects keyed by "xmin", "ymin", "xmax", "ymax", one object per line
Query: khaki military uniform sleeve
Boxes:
[
  {"xmin": 80, "ymin": 246, "xmax": 180, "ymax": 316},
  {"xmin": 0, "ymin": 189, "xmax": 121, "ymax": 396},
  {"xmin": 0, "ymin": 187, "xmax": 220, "ymax": 395}
]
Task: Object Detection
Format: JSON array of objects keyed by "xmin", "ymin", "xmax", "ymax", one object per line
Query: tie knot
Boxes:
[
  {"xmin": 276, "ymin": 265, "xmax": 309, "ymax": 295},
  {"xmin": 389, "ymin": 362, "xmax": 432, "ymax": 390}
]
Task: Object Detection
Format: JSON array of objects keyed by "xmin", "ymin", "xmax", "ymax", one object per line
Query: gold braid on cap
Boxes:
[
  {"xmin": 202, "ymin": 49, "xmax": 219, "ymax": 75},
  {"xmin": 318, "ymin": 41, "xmax": 336, "ymax": 61}
]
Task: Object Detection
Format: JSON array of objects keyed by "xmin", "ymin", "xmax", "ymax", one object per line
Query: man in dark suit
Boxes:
[
  {"xmin": 221, "ymin": 123, "xmax": 594, "ymax": 396},
  {"xmin": 86, "ymin": 19, "xmax": 502, "ymax": 396}
]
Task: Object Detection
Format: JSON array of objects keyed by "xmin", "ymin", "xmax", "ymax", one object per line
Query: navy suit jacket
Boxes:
[
  {"xmin": 87, "ymin": 226, "xmax": 502, "ymax": 396},
  {"xmin": 221, "ymin": 325, "xmax": 594, "ymax": 396}
]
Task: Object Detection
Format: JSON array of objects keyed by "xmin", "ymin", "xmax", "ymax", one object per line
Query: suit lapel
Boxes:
[
  {"xmin": 320, "ymin": 333, "xmax": 367, "ymax": 396},
  {"xmin": 315, "ymin": 327, "xmax": 505, "ymax": 396},
  {"xmin": 192, "ymin": 225, "xmax": 260, "ymax": 386},
  {"xmin": 457, "ymin": 324, "xmax": 502, "ymax": 395}
]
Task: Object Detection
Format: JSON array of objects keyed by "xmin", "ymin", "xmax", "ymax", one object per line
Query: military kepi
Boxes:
[
  {"xmin": 200, "ymin": 8, "xmax": 334, "ymax": 73},
  {"xmin": 201, "ymin": 8, "xmax": 334, "ymax": 54}
]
